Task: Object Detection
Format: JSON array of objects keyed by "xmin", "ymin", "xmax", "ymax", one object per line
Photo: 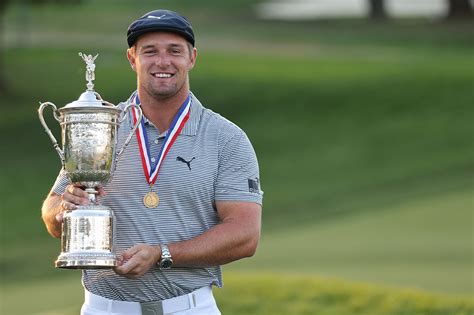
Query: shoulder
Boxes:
[
  {"xmin": 117, "ymin": 91, "xmax": 136, "ymax": 110},
  {"xmin": 192, "ymin": 95, "xmax": 243, "ymax": 137},
  {"xmin": 205, "ymin": 108, "xmax": 243, "ymax": 136},
  {"xmin": 197, "ymin": 105, "xmax": 251, "ymax": 153},
  {"xmin": 117, "ymin": 101, "xmax": 127, "ymax": 109},
  {"xmin": 198, "ymin": 110, "xmax": 256, "ymax": 165},
  {"xmin": 117, "ymin": 101, "xmax": 130, "ymax": 111}
]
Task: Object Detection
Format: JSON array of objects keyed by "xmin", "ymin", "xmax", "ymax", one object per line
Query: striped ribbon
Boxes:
[{"xmin": 131, "ymin": 92, "xmax": 191, "ymax": 185}]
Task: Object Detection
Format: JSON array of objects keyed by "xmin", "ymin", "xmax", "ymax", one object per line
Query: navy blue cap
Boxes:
[{"xmin": 127, "ymin": 10, "xmax": 195, "ymax": 47}]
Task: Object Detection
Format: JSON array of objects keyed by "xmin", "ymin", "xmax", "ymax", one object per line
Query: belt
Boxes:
[{"xmin": 84, "ymin": 286, "xmax": 214, "ymax": 315}]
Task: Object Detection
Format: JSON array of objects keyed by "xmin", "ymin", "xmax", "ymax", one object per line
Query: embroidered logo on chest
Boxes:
[{"xmin": 176, "ymin": 156, "xmax": 196, "ymax": 170}]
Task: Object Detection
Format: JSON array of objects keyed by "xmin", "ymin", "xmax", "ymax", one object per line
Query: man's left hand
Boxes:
[{"xmin": 114, "ymin": 244, "xmax": 160, "ymax": 279}]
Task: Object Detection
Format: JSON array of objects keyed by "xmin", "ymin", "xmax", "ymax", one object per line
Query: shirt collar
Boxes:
[
  {"xmin": 131, "ymin": 91, "xmax": 203, "ymax": 137},
  {"xmin": 180, "ymin": 92, "xmax": 203, "ymax": 136}
]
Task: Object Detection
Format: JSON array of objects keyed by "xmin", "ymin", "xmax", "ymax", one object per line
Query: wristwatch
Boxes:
[{"xmin": 158, "ymin": 244, "xmax": 173, "ymax": 269}]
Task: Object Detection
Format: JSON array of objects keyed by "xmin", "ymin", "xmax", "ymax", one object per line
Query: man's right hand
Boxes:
[
  {"xmin": 56, "ymin": 184, "xmax": 106, "ymax": 222},
  {"xmin": 56, "ymin": 184, "xmax": 89, "ymax": 222},
  {"xmin": 41, "ymin": 184, "xmax": 107, "ymax": 238}
]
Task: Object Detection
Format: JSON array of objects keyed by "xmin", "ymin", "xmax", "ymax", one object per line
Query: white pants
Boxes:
[{"xmin": 81, "ymin": 286, "xmax": 221, "ymax": 315}]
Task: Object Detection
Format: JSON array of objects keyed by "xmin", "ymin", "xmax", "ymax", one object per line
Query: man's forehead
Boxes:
[{"xmin": 136, "ymin": 32, "xmax": 188, "ymax": 48}]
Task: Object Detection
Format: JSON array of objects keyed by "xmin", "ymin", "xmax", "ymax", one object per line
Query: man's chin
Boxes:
[{"xmin": 149, "ymin": 86, "xmax": 177, "ymax": 98}]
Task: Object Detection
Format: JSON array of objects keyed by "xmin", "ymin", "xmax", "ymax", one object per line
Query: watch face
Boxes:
[{"xmin": 160, "ymin": 259, "xmax": 172, "ymax": 269}]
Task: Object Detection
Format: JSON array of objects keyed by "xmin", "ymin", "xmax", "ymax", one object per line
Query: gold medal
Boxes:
[{"xmin": 143, "ymin": 191, "xmax": 159, "ymax": 208}]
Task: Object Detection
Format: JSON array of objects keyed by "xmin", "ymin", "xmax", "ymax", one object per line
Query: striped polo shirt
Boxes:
[{"xmin": 51, "ymin": 92, "xmax": 263, "ymax": 302}]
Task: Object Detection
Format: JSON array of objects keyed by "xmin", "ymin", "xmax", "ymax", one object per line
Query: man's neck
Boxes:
[{"xmin": 137, "ymin": 89, "xmax": 189, "ymax": 133}]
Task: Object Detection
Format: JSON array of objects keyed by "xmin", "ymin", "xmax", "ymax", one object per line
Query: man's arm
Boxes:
[
  {"xmin": 115, "ymin": 201, "xmax": 262, "ymax": 278},
  {"xmin": 171, "ymin": 200, "xmax": 262, "ymax": 266},
  {"xmin": 41, "ymin": 191, "xmax": 63, "ymax": 239}
]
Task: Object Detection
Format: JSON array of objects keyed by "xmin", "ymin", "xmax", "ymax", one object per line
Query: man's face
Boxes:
[{"xmin": 127, "ymin": 32, "xmax": 197, "ymax": 100}]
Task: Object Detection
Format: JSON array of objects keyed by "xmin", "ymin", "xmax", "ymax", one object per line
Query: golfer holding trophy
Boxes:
[{"xmin": 40, "ymin": 9, "xmax": 263, "ymax": 315}]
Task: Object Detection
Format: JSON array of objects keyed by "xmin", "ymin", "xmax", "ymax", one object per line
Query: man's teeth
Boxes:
[{"xmin": 154, "ymin": 73, "xmax": 172, "ymax": 78}]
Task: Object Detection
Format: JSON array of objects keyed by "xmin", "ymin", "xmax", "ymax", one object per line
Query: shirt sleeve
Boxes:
[
  {"xmin": 51, "ymin": 169, "xmax": 70, "ymax": 196},
  {"xmin": 215, "ymin": 131, "xmax": 263, "ymax": 205}
]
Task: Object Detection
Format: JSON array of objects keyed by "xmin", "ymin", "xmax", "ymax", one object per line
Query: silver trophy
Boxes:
[{"xmin": 38, "ymin": 53, "xmax": 142, "ymax": 269}]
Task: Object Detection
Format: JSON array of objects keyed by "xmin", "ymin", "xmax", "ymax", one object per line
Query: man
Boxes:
[{"xmin": 41, "ymin": 9, "xmax": 263, "ymax": 315}]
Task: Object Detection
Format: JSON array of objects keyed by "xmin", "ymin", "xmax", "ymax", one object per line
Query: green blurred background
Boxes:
[{"xmin": 1, "ymin": 0, "xmax": 473, "ymax": 314}]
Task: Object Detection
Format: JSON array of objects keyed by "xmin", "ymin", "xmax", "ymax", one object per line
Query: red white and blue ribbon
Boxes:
[{"xmin": 131, "ymin": 92, "xmax": 191, "ymax": 185}]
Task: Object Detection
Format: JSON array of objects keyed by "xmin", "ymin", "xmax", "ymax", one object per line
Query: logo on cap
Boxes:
[{"xmin": 147, "ymin": 15, "xmax": 166, "ymax": 19}]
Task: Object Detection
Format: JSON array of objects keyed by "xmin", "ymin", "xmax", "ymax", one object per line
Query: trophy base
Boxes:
[
  {"xmin": 56, "ymin": 252, "xmax": 117, "ymax": 269},
  {"xmin": 57, "ymin": 206, "xmax": 116, "ymax": 269}
]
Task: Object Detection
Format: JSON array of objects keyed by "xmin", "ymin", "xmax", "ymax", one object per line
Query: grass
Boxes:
[
  {"xmin": 1, "ymin": 273, "xmax": 472, "ymax": 315},
  {"xmin": 1, "ymin": 1, "xmax": 473, "ymax": 314},
  {"xmin": 227, "ymin": 189, "xmax": 474, "ymax": 294},
  {"xmin": 216, "ymin": 274, "xmax": 474, "ymax": 315}
]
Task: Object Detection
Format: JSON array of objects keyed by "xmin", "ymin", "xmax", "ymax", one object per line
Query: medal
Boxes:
[
  {"xmin": 143, "ymin": 190, "xmax": 160, "ymax": 208},
  {"xmin": 131, "ymin": 92, "xmax": 191, "ymax": 208}
]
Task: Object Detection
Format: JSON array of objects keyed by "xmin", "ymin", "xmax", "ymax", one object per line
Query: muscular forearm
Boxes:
[
  {"xmin": 41, "ymin": 192, "xmax": 63, "ymax": 239},
  {"xmin": 171, "ymin": 223, "xmax": 259, "ymax": 267},
  {"xmin": 170, "ymin": 202, "xmax": 261, "ymax": 268}
]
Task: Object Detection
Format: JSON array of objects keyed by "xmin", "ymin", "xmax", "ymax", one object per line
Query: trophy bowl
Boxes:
[{"xmin": 38, "ymin": 53, "xmax": 142, "ymax": 269}]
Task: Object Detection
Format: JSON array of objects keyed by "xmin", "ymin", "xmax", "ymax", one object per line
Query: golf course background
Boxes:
[{"xmin": 1, "ymin": 1, "xmax": 473, "ymax": 314}]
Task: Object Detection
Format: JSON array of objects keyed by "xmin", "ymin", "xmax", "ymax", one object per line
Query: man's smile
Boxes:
[{"xmin": 152, "ymin": 72, "xmax": 173, "ymax": 78}]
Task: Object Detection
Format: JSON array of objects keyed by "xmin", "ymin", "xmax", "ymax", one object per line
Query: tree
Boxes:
[
  {"xmin": 368, "ymin": 0, "xmax": 387, "ymax": 20},
  {"xmin": 0, "ymin": 0, "xmax": 9, "ymax": 93},
  {"xmin": 447, "ymin": 0, "xmax": 473, "ymax": 18}
]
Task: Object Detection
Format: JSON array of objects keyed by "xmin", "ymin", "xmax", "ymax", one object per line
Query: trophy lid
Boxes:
[
  {"xmin": 63, "ymin": 90, "xmax": 112, "ymax": 109},
  {"xmin": 61, "ymin": 53, "xmax": 116, "ymax": 110}
]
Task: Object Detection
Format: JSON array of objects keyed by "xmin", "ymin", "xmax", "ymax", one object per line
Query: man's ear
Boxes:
[
  {"xmin": 188, "ymin": 47, "xmax": 197, "ymax": 71},
  {"xmin": 127, "ymin": 48, "xmax": 137, "ymax": 72}
]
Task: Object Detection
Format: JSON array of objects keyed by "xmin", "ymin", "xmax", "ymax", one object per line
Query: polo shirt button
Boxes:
[
  {"xmin": 154, "ymin": 139, "xmax": 159, "ymax": 144},
  {"xmin": 151, "ymin": 157, "xmax": 156, "ymax": 162}
]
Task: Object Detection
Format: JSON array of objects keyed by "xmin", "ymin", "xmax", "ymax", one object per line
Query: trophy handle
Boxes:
[
  {"xmin": 38, "ymin": 101, "xmax": 65, "ymax": 166},
  {"xmin": 115, "ymin": 104, "xmax": 142, "ymax": 164}
]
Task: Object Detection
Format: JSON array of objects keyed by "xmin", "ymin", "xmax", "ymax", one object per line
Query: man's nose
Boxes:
[{"xmin": 154, "ymin": 53, "xmax": 171, "ymax": 67}]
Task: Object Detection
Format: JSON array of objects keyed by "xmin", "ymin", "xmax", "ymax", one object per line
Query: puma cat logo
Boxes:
[
  {"xmin": 176, "ymin": 156, "xmax": 195, "ymax": 171},
  {"xmin": 147, "ymin": 15, "xmax": 166, "ymax": 19}
]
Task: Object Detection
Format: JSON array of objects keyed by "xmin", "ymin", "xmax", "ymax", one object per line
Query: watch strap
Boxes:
[{"xmin": 159, "ymin": 244, "xmax": 173, "ymax": 269}]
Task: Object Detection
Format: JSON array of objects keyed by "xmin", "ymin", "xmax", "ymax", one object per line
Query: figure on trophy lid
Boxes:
[{"xmin": 79, "ymin": 52, "xmax": 98, "ymax": 90}]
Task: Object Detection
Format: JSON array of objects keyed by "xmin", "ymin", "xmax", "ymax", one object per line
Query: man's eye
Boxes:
[{"xmin": 144, "ymin": 51, "xmax": 156, "ymax": 55}]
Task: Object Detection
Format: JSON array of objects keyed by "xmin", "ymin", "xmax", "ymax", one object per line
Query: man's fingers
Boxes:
[
  {"xmin": 115, "ymin": 257, "xmax": 139, "ymax": 275},
  {"xmin": 121, "ymin": 245, "xmax": 141, "ymax": 260},
  {"xmin": 97, "ymin": 186, "xmax": 107, "ymax": 197},
  {"xmin": 65, "ymin": 194, "xmax": 88, "ymax": 206},
  {"xmin": 63, "ymin": 185, "xmax": 89, "ymax": 206},
  {"xmin": 55, "ymin": 212, "xmax": 64, "ymax": 223},
  {"xmin": 68, "ymin": 185, "xmax": 88, "ymax": 197},
  {"xmin": 114, "ymin": 245, "xmax": 157, "ymax": 278},
  {"xmin": 60, "ymin": 200, "xmax": 77, "ymax": 211}
]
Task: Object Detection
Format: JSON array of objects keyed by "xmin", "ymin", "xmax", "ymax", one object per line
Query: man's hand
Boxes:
[
  {"xmin": 56, "ymin": 184, "xmax": 106, "ymax": 222},
  {"xmin": 114, "ymin": 244, "xmax": 161, "ymax": 279}
]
